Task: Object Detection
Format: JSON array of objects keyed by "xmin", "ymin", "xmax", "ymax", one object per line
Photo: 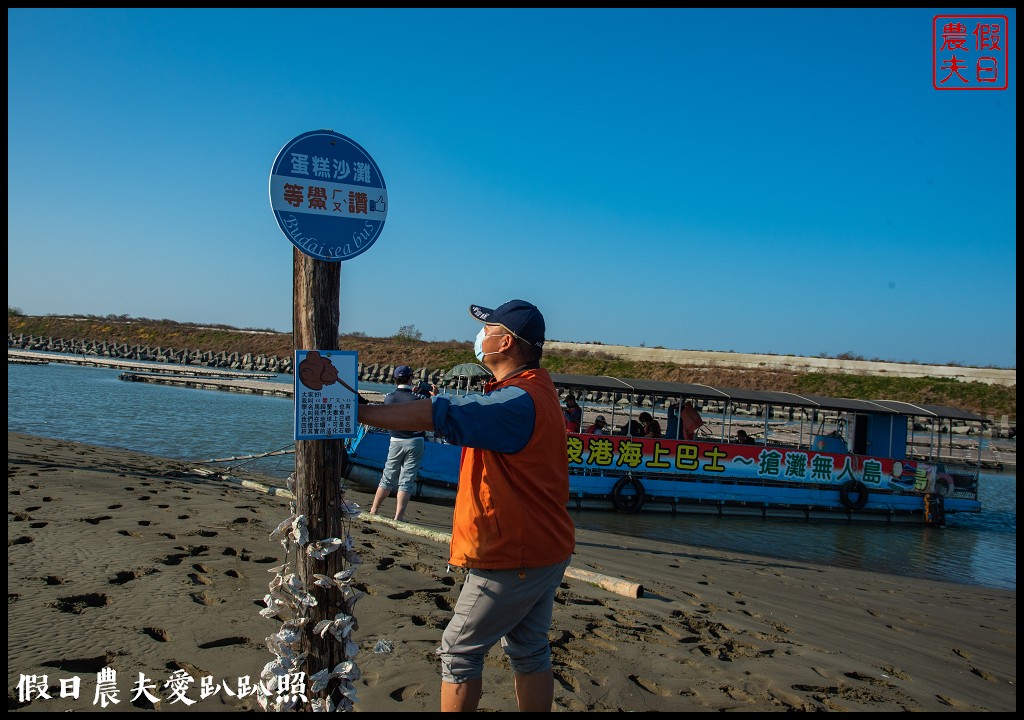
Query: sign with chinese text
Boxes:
[
  {"xmin": 270, "ymin": 130, "xmax": 388, "ymax": 261},
  {"xmin": 933, "ymin": 15, "xmax": 1009, "ymax": 90},
  {"xmin": 568, "ymin": 435, "xmax": 938, "ymax": 492},
  {"xmin": 294, "ymin": 350, "xmax": 359, "ymax": 440}
]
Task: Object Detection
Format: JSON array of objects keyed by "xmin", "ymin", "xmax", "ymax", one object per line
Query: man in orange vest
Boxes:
[{"xmin": 358, "ymin": 299, "xmax": 575, "ymax": 712}]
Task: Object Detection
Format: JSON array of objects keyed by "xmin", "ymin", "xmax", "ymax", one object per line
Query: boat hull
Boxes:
[{"xmin": 346, "ymin": 428, "xmax": 980, "ymax": 523}]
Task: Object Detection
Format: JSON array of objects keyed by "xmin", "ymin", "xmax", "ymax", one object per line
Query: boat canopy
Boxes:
[{"xmin": 546, "ymin": 372, "xmax": 986, "ymax": 423}]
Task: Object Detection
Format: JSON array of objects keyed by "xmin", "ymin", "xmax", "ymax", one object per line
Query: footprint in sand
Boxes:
[
  {"xmin": 143, "ymin": 626, "xmax": 170, "ymax": 642},
  {"xmin": 179, "ymin": 544, "xmax": 211, "ymax": 557},
  {"xmin": 190, "ymin": 592, "xmax": 223, "ymax": 606},
  {"xmin": 971, "ymin": 667, "xmax": 996, "ymax": 681},
  {"xmin": 161, "ymin": 553, "xmax": 190, "ymax": 566},
  {"xmin": 198, "ymin": 636, "xmax": 253, "ymax": 649},
  {"xmin": 109, "ymin": 569, "xmax": 156, "ymax": 585},
  {"xmin": 629, "ymin": 674, "xmax": 673, "ymax": 697},
  {"xmin": 554, "ymin": 669, "xmax": 582, "ymax": 693},
  {"xmin": 81, "ymin": 516, "xmax": 113, "ymax": 528},
  {"xmin": 389, "ymin": 683, "xmax": 425, "ymax": 702},
  {"xmin": 881, "ymin": 664, "xmax": 910, "ymax": 681},
  {"xmin": 42, "ymin": 653, "xmax": 114, "ymax": 674},
  {"xmin": 377, "ymin": 557, "xmax": 396, "ymax": 571},
  {"xmin": 54, "ymin": 592, "xmax": 111, "ymax": 614}
]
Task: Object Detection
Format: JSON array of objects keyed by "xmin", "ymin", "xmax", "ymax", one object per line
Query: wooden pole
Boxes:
[{"xmin": 292, "ymin": 247, "xmax": 350, "ymax": 705}]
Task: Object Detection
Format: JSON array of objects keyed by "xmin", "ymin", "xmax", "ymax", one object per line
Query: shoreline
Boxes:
[
  {"xmin": 9, "ymin": 348, "xmax": 1015, "ymax": 473},
  {"xmin": 8, "ymin": 432, "xmax": 1016, "ymax": 712}
]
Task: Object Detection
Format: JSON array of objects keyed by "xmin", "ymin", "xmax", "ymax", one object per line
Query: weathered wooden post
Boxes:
[
  {"xmin": 267, "ymin": 129, "xmax": 389, "ymax": 711},
  {"xmin": 292, "ymin": 248, "xmax": 349, "ymax": 705}
]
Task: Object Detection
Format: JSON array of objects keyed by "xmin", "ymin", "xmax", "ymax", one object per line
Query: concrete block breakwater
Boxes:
[
  {"xmin": 5, "ymin": 334, "xmax": 777, "ymax": 413},
  {"xmin": 6, "ymin": 334, "xmax": 452, "ymax": 387}
]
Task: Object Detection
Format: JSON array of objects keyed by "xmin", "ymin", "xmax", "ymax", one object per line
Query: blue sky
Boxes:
[{"xmin": 7, "ymin": 8, "xmax": 1017, "ymax": 368}]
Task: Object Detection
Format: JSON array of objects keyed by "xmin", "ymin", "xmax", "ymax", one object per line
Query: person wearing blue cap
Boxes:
[
  {"xmin": 358, "ymin": 299, "xmax": 575, "ymax": 712},
  {"xmin": 367, "ymin": 364, "xmax": 428, "ymax": 522}
]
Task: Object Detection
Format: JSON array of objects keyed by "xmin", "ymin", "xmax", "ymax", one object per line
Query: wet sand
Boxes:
[{"xmin": 7, "ymin": 432, "xmax": 1016, "ymax": 712}]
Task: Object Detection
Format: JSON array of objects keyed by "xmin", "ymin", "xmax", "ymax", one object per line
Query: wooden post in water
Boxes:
[{"xmin": 292, "ymin": 247, "xmax": 349, "ymax": 706}]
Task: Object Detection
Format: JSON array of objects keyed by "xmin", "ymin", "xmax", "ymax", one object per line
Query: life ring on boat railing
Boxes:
[
  {"xmin": 933, "ymin": 473, "xmax": 955, "ymax": 498},
  {"xmin": 612, "ymin": 475, "xmax": 646, "ymax": 513},
  {"xmin": 839, "ymin": 479, "xmax": 869, "ymax": 511}
]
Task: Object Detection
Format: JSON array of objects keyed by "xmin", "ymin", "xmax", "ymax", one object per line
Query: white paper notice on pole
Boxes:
[{"xmin": 294, "ymin": 350, "xmax": 359, "ymax": 440}]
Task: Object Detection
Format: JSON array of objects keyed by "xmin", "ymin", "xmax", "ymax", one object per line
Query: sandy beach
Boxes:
[{"xmin": 8, "ymin": 431, "xmax": 1015, "ymax": 712}]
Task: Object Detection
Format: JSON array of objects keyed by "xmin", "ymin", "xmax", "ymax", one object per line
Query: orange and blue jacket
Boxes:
[{"xmin": 431, "ymin": 367, "xmax": 576, "ymax": 570}]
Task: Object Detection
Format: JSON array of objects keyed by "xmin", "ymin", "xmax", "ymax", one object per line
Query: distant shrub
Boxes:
[{"xmin": 395, "ymin": 324, "xmax": 422, "ymax": 341}]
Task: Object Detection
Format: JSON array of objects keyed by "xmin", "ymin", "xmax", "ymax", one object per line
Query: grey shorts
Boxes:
[
  {"xmin": 437, "ymin": 557, "xmax": 571, "ymax": 683},
  {"xmin": 379, "ymin": 436, "xmax": 424, "ymax": 494}
]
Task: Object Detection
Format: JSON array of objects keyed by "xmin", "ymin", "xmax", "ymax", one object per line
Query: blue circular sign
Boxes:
[{"xmin": 269, "ymin": 129, "xmax": 388, "ymax": 262}]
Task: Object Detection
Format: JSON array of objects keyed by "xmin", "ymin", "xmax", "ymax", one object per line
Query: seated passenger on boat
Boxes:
[
  {"xmin": 736, "ymin": 429, "xmax": 758, "ymax": 445},
  {"xmin": 584, "ymin": 415, "xmax": 609, "ymax": 435},
  {"xmin": 563, "ymin": 393, "xmax": 582, "ymax": 433},
  {"xmin": 638, "ymin": 412, "xmax": 662, "ymax": 438},
  {"xmin": 681, "ymin": 400, "xmax": 704, "ymax": 440},
  {"xmin": 616, "ymin": 418, "xmax": 644, "ymax": 436}
]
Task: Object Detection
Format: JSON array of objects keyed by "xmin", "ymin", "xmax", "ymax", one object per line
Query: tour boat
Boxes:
[{"xmin": 345, "ymin": 372, "xmax": 987, "ymax": 525}]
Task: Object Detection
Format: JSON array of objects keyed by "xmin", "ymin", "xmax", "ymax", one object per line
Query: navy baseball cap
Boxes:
[
  {"xmin": 394, "ymin": 365, "xmax": 413, "ymax": 379},
  {"xmin": 469, "ymin": 299, "xmax": 545, "ymax": 348}
]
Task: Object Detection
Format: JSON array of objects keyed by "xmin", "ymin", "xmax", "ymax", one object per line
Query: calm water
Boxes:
[{"xmin": 7, "ymin": 359, "xmax": 1016, "ymax": 592}]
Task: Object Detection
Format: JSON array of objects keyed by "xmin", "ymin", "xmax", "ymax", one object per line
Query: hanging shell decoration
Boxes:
[{"xmin": 258, "ymin": 472, "xmax": 365, "ymax": 711}]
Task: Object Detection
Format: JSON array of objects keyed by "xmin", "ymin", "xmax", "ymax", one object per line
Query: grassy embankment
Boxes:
[{"xmin": 7, "ymin": 313, "xmax": 1016, "ymax": 421}]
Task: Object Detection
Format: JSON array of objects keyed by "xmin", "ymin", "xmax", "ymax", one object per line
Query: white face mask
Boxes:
[{"xmin": 474, "ymin": 327, "xmax": 506, "ymax": 362}]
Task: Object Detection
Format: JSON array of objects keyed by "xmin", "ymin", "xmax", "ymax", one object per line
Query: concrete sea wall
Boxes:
[{"xmin": 545, "ymin": 342, "xmax": 1016, "ymax": 387}]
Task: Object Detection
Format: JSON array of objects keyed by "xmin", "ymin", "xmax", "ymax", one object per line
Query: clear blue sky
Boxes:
[{"xmin": 8, "ymin": 8, "xmax": 1017, "ymax": 368}]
